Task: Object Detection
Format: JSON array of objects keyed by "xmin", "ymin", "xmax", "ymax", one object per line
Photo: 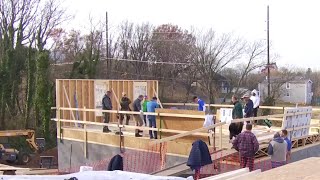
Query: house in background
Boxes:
[
  {"xmin": 258, "ymin": 78, "xmax": 313, "ymax": 105},
  {"xmin": 191, "ymin": 73, "xmax": 231, "ymax": 94}
]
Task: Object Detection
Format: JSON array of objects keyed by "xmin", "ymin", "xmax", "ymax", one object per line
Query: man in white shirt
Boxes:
[{"xmin": 250, "ymin": 89, "xmax": 260, "ymax": 124}]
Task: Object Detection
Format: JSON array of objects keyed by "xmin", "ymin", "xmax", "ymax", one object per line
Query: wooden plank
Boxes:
[
  {"xmin": 81, "ymin": 81, "xmax": 86, "ymax": 121},
  {"xmin": 153, "ymin": 87, "xmax": 163, "ymax": 108},
  {"xmin": 63, "ymin": 85, "xmax": 76, "ymax": 121},
  {"xmin": 61, "ymin": 80, "xmax": 66, "ymax": 126},
  {"xmin": 117, "ymin": 81, "xmax": 120, "ymax": 111},
  {"xmin": 156, "ymin": 81, "xmax": 159, "ymax": 100},
  {"xmin": 83, "ymin": 107, "xmax": 87, "ymax": 158},
  {"xmin": 56, "ymin": 80, "xmax": 61, "ymax": 139},
  {"xmin": 53, "ymin": 118, "xmax": 216, "ymax": 136},
  {"xmin": 69, "ymin": 80, "xmax": 76, "ymax": 126},
  {"xmin": 75, "ymin": 80, "xmax": 79, "ymax": 120},
  {"xmin": 78, "ymin": 80, "xmax": 83, "ymax": 121},
  {"xmin": 90, "ymin": 81, "xmax": 97, "ymax": 122},
  {"xmin": 124, "ymin": 81, "xmax": 128, "ymax": 98},
  {"xmin": 112, "ymin": 81, "xmax": 117, "ymax": 121},
  {"xmin": 128, "ymin": 81, "xmax": 133, "ymax": 102},
  {"xmin": 244, "ymin": 157, "xmax": 320, "ymax": 180},
  {"xmin": 152, "ymin": 122, "xmax": 226, "ymax": 144},
  {"xmin": 227, "ymin": 169, "xmax": 261, "ymax": 180},
  {"xmin": 156, "ymin": 109, "xmax": 205, "ymax": 131},
  {"xmin": 68, "ymin": 80, "xmax": 72, "ymax": 125},
  {"xmin": 89, "ymin": 80, "xmax": 95, "ymax": 122},
  {"xmin": 63, "ymin": 81, "xmax": 70, "ymax": 126},
  {"xmin": 88, "ymin": 80, "xmax": 92, "ymax": 122},
  {"xmin": 201, "ymin": 168, "xmax": 249, "ymax": 180}
]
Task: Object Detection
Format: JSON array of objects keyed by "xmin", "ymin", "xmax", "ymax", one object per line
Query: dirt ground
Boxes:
[{"xmin": 27, "ymin": 147, "xmax": 58, "ymax": 168}]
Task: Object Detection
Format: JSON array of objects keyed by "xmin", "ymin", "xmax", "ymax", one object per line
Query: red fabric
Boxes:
[
  {"xmin": 240, "ymin": 156, "xmax": 255, "ymax": 171},
  {"xmin": 194, "ymin": 169, "xmax": 200, "ymax": 180}
]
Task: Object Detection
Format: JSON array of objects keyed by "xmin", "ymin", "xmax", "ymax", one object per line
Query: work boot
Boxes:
[
  {"xmin": 135, "ymin": 133, "xmax": 142, "ymax": 137},
  {"xmin": 115, "ymin": 131, "xmax": 123, "ymax": 135},
  {"xmin": 103, "ymin": 127, "xmax": 111, "ymax": 133}
]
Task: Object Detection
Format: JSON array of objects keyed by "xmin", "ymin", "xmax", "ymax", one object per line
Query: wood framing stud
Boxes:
[{"xmin": 83, "ymin": 107, "xmax": 87, "ymax": 158}]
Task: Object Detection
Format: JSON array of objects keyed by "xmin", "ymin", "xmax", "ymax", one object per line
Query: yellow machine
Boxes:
[{"xmin": 0, "ymin": 130, "xmax": 44, "ymax": 164}]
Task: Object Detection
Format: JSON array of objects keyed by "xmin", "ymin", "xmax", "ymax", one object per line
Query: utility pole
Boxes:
[
  {"xmin": 106, "ymin": 11, "xmax": 109, "ymax": 78},
  {"xmin": 267, "ymin": 5, "xmax": 271, "ymax": 98}
]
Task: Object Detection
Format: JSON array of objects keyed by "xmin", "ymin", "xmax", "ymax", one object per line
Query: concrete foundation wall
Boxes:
[
  {"xmin": 58, "ymin": 139, "xmax": 187, "ymax": 173},
  {"xmin": 290, "ymin": 143, "xmax": 320, "ymax": 162}
]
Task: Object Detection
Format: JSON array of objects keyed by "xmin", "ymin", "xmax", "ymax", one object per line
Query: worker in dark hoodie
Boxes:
[
  {"xmin": 119, "ymin": 92, "xmax": 131, "ymax": 125},
  {"xmin": 268, "ymin": 132, "xmax": 288, "ymax": 168},
  {"xmin": 102, "ymin": 91, "xmax": 112, "ymax": 133},
  {"xmin": 229, "ymin": 95, "xmax": 244, "ymax": 143}
]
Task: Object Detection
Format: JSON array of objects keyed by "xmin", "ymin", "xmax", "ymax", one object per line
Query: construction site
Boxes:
[
  {"xmin": 1, "ymin": 0, "xmax": 320, "ymax": 179},
  {"xmin": 1, "ymin": 78, "xmax": 318, "ymax": 179}
]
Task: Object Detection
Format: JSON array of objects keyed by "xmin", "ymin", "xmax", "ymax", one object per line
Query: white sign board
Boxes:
[
  {"xmin": 220, "ymin": 108, "xmax": 233, "ymax": 124},
  {"xmin": 94, "ymin": 80, "xmax": 109, "ymax": 116},
  {"xmin": 282, "ymin": 106, "xmax": 312, "ymax": 139},
  {"xmin": 133, "ymin": 82, "xmax": 147, "ymax": 100}
]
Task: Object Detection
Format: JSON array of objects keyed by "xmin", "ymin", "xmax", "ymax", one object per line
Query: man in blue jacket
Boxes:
[
  {"xmin": 242, "ymin": 93, "xmax": 253, "ymax": 123},
  {"xmin": 193, "ymin": 96, "xmax": 206, "ymax": 112},
  {"xmin": 281, "ymin": 129, "xmax": 292, "ymax": 162},
  {"xmin": 147, "ymin": 97, "xmax": 159, "ymax": 139}
]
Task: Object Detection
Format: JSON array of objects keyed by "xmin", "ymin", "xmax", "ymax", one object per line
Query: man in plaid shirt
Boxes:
[{"xmin": 232, "ymin": 123, "xmax": 259, "ymax": 171}]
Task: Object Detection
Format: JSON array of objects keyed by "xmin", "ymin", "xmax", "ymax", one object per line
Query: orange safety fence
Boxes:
[
  {"xmin": 44, "ymin": 146, "xmax": 286, "ymax": 178},
  {"xmin": 58, "ymin": 142, "xmax": 168, "ymax": 174}
]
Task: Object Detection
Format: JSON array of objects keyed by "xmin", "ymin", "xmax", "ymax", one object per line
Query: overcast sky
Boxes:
[{"xmin": 63, "ymin": 0, "xmax": 320, "ymax": 70}]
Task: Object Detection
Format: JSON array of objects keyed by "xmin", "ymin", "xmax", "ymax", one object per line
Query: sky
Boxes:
[{"xmin": 62, "ymin": 0, "xmax": 320, "ymax": 70}]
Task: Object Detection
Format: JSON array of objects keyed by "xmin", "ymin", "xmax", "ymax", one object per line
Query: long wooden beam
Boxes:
[
  {"xmin": 111, "ymin": 88, "xmax": 121, "ymax": 110},
  {"xmin": 150, "ymin": 122, "xmax": 226, "ymax": 144},
  {"xmin": 153, "ymin": 87, "xmax": 163, "ymax": 108},
  {"xmin": 162, "ymin": 103, "xmax": 320, "ymax": 111},
  {"xmin": 55, "ymin": 107, "xmax": 311, "ymax": 119},
  {"xmin": 56, "ymin": 107, "xmax": 205, "ymax": 118},
  {"xmin": 162, "ymin": 103, "xmax": 285, "ymax": 110},
  {"xmin": 51, "ymin": 118, "xmax": 213, "ymax": 136},
  {"xmin": 63, "ymin": 85, "xmax": 76, "ymax": 121}
]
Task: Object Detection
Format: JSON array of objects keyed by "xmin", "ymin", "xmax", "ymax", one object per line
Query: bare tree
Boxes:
[
  {"xmin": 112, "ymin": 21, "xmax": 134, "ymax": 78},
  {"xmin": 194, "ymin": 29, "xmax": 246, "ymax": 103},
  {"xmin": 129, "ymin": 23, "xmax": 153, "ymax": 79},
  {"xmin": 35, "ymin": 0, "xmax": 71, "ymax": 50},
  {"xmin": 151, "ymin": 24, "xmax": 195, "ymax": 97},
  {"xmin": 232, "ymin": 40, "xmax": 266, "ymax": 95}
]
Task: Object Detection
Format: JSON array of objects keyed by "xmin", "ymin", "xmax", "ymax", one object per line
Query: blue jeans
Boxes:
[{"xmin": 148, "ymin": 116, "xmax": 157, "ymax": 139}]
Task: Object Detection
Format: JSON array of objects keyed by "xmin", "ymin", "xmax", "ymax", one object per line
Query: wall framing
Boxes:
[{"xmin": 56, "ymin": 79, "xmax": 158, "ymax": 126}]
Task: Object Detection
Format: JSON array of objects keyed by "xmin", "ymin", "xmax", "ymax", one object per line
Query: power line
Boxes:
[{"xmin": 50, "ymin": 57, "xmax": 193, "ymax": 66}]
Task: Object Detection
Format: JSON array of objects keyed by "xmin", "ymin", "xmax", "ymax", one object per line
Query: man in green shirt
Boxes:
[
  {"xmin": 142, "ymin": 96, "xmax": 149, "ymax": 126},
  {"xmin": 229, "ymin": 95, "xmax": 244, "ymax": 142}
]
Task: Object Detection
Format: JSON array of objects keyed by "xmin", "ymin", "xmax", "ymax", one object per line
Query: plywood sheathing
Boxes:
[
  {"xmin": 155, "ymin": 109, "xmax": 208, "ymax": 143},
  {"xmin": 245, "ymin": 157, "xmax": 320, "ymax": 180},
  {"xmin": 59, "ymin": 128, "xmax": 192, "ymax": 156}
]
